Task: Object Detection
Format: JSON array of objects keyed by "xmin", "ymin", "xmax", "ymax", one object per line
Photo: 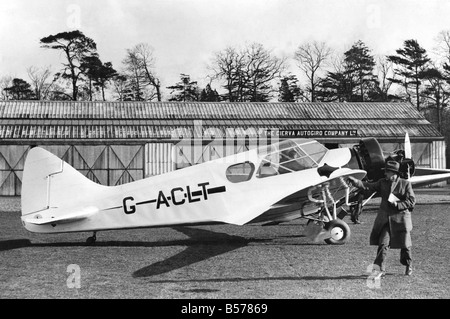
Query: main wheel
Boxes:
[
  {"xmin": 86, "ymin": 233, "xmax": 97, "ymax": 246},
  {"xmin": 324, "ymin": 219, "xmax": 351, "ymax": 245}
]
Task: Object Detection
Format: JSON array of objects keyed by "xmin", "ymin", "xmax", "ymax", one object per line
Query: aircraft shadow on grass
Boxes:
[
  {"xmin": 0, "ymin": 228, "xmax": 373, "ymax": 282},
  {"xmin": 132, "ymin": 227, "xmax": 256, "ymax": 278},
  {"xmin": 128, "ymin": 227, "xmax": 325, "ymax": 278},
  {"xmin": 0, "ymin": 239, "xmax": 32, "ymax": 251},
  {"xmin": 132, "ymin": 227, "xmax": 367, "ymax": 280},
  {"xmin": 0, "ymin": 226, "xmax": 316, "ymax": 278}
]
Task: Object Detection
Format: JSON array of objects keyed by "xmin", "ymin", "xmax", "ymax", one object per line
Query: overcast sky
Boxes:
[{"xmin": 2, "ymin": 0, "xmax": 450, "ymax": 98}]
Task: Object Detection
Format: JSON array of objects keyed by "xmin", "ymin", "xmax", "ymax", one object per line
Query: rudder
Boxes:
[{"xmin": 21, "ymin": 147, "xmax": 104, "ymax": 217}]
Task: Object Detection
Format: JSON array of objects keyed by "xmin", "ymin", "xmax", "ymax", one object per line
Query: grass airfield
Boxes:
[{"xmin": 0, "ymin": 192, "xmax": 449, "ymax": 299}]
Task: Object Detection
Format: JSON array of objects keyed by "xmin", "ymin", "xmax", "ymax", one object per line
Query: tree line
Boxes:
[{"xmin": 2, "ymin": 29, "xmax": 450, "ymax": 131}]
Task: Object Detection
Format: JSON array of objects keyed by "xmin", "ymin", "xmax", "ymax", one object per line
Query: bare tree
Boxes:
[
  {"xmin": 210, "ymin": 43, "xmax": 285, "ymax": 102},
  {"xmin": 0, "ymin": 75, "xmax": 13, "ymax": 100},
  {"xmin": 421, "ymin": 62, "xmax": 450, "ymax": 133},
  {"xmin": 27, "ymin": 66, "xmax": 54, "ymax": 100},
  {"xmin": 424, "ymin": 31, "xmax": 450, "ymax": 133},
  {"xmin": 122, "ymin": 49, "xmax": 145, "ymax": 101},
  {"xmin": 315, "ymin": 53, "xmax": 349, "ymax": 102},
  {"xmin": 210, "ymin": 46, "xmax": 245, "ymax": 101},
  {"xmin": 134, "ymin": 43, "xmax": 161, "ymax": 101},
  {"xmin": 47, "ymin": 80, "xmax": 76, "ymax": 101},
  {"xmin": 122, "ymin": 43, "xmax": 161, "ymax": 101},
  {"xmin": 111, "ymin": 74, "xmax": 129, "ymax": 101},
  {"xmin": 375, "ymin": 56, "xmax": 396, "ymax": 101},
  {"xmin": 243, "ymin": 43, "xmax": 286, "ymax": 102},
  {"xmin": 294, "ymin": 41, "xmax": 332, "ymax": 102},
  {"xmin": 433, "ymin": 30, "xmax": 450, "ymax": 65}
]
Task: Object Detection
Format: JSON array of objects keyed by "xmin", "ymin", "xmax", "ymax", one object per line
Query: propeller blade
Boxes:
[{"xmin": 404, "ymin": 132, "xmax": 412, "ymax": 159}]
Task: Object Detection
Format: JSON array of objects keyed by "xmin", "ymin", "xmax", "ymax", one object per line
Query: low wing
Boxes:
[
  {"xmin": 410, "ymin": 167, "xmax": 450, "ymax": 187},
  {"xmin": 249, "ymin": 168, "xmax": 366, "ymax": 224}
]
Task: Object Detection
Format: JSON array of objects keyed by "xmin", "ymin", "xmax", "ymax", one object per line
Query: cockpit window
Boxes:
[
  {"xmin": 256, "ymin": 139, "xmax": 328, "ymax": 178},
  {"xmin": 301, "ymin": 141, "xmax": 328, "ymax": 163},
  {"xmin": 226, "ymin": 162, "xmax": 255, "ymax": 183}
]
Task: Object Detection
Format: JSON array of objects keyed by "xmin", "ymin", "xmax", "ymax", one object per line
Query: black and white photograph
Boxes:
[{"xmin": 1, "ymin": 0, "xmax": 450, "ymax": 304}]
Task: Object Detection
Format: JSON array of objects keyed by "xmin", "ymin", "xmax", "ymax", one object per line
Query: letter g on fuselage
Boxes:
[{"xmin": 123, "ymin": 196, "xmax": 136, "ymax": 214}]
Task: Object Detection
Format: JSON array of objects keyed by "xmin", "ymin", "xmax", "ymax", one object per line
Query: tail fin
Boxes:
[{"xmin": 21, "ymin": 147, "xmax": 105, "ymax": 217}]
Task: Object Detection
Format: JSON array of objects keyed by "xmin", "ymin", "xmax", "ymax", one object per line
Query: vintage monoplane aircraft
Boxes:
[{"xmin": 20, "ymin": 136, "xmax": 450, "ymax": 245}]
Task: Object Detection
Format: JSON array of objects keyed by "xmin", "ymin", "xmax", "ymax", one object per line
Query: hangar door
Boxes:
[{"xmin": 0, "ymin": 145, "xmax": 145, "ymax": 196}]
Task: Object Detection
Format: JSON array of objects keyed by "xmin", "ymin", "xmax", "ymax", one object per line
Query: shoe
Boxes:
[{"xmin": 405, "ymin": 265, "xmax": 413, "ymax": 276}]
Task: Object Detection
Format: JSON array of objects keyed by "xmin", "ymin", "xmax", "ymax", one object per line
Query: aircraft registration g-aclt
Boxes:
[{"xmin": 20, "ymin": 137, "xmax": 450, "ymax": 245}]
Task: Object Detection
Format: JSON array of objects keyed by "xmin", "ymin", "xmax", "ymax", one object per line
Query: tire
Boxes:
[
  {"xmin": 86, "ymin": 236, "xmax": 96, "ymax": 246},
  {"xmin": 324, "ymin": 219, "xmax": 351, "ymax": 245}
]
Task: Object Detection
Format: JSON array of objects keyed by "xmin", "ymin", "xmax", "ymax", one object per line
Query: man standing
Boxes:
[{"xmin": 348, "ymin": 161, "xmax": 415, "ymax": 277}]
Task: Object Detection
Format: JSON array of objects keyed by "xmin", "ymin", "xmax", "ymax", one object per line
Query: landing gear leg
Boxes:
[
  {"xmin": 307, "ymin": 179, "xmax": 352, "ymax": 245},
  {"xmin": 86, "ymin": 232, "xmax": 97, "ymax": 246}
]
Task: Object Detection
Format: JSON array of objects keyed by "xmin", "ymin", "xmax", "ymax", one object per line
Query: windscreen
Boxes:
[{"xmin": 256, "ymin": 139, "xmax": 328, "ymax": 178}]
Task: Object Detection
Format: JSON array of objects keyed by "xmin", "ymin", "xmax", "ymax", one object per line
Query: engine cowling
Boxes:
[
  {"xmin": 346, "ymin": 138, "xmax": 415, "ymax": 181},
  {"xmin": 354, "ymin": 138, "xmax": 386, "ymax": 182}
]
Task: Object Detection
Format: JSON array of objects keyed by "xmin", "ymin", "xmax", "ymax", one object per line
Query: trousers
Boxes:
[{"xmin": 373, "ymin": 223, "xmax": 412, "ymax": 271}]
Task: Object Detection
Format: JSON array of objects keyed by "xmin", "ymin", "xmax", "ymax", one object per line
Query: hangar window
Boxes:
[{"xmin": 226, "ymin": 162, "xmax": 255, "ymax": 183}]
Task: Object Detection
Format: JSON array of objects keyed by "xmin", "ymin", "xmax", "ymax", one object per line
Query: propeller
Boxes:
[
  {"xmin": 404, "ymin": 132, "xmax": 412, "ymax": 159},
  {"xmin": 404, "ymin": 132, "xmax": 413, "ymax": 179}
]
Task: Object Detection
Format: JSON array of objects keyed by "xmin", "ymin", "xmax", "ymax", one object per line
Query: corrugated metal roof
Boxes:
[
  {"xmin": 0, "ymin": 101, "xmax": 425, "ymax": 120},
  {"xmin": 0, "ymin": 101, "xmax": 442, "ymax": 140}
]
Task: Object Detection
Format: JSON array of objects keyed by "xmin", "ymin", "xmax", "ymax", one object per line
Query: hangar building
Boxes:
[{"xmin": 0, "ymin": 100, "xmax": 446, "ymax": 196}]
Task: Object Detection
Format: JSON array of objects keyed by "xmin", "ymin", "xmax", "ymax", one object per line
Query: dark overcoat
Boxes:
[{"xmin": 353, "ymin": 177, "xmax": 415, "ymax": 249}]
